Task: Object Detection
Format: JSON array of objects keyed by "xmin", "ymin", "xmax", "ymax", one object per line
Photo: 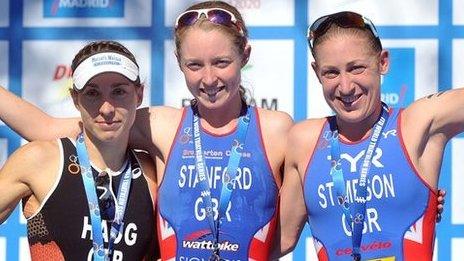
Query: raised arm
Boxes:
[
  {"xmin": 0, "ymin": 86, "xmax": 80, "ymax": 141},
  {"xmin": 404, "ymin": 88, "xmax": 464, "ymax": 145},
  {"xmin": 130, "ymin": 105, "xmax": 184, "ymax": 162},
  {"xmin": 423, "ymin": 88, "xmax": 464, "ymax": 139},
  {"xmin": 401, "ymin": 88, "xmax": 464, "ymax": 188}
]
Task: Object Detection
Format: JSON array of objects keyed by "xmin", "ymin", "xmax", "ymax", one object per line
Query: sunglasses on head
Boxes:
[
  {"xmin": 307, "ymin": 11, "xmax": 381, "ymax": 50},
  {"xmin": 175, "ymin": 8, "xmax": 244, "ymax": 36}
]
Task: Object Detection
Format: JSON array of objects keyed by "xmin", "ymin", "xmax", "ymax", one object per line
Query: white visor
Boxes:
[{"xmin": 72, "ymin": 52, "xmax": 139, "ymax": 90}]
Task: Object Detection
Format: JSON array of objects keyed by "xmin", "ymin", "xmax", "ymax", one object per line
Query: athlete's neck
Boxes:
[
  {"xmin": 195, "ymin": 95, "xmax": 245, "ymax": 134},
  {"xmin": 82, "ymin": 131, "xmax": 129, "ymax": 172},
  {"xmin": 336, "ymin": 103, "xmax": 384, "ymax": 142}
]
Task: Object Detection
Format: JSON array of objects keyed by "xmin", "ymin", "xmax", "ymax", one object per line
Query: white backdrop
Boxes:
[{"xmin": 0, "ymin": 0, "xmax": 463, "ymax": 260}]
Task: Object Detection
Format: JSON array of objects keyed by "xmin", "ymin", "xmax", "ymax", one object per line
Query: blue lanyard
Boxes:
[
  {"xmin": 76, "ymin": 133, "xmax": 133, "ymax": 261},
  {"xmin": 329, "ymin": 104, "xmax": 389, "ymax": 261},
  {"xmin": 192, "ymin": 106, "xmax": 251, "ymax": 258}
]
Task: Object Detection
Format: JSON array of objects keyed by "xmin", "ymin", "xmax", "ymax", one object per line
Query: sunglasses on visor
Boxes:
[
  {"xmin": 175, "ymin": 8, "xmax": 244, "ymax": 36},
  {"xmin": 307, "ymin": 11, "xmax": 381, "ymax": 50}
]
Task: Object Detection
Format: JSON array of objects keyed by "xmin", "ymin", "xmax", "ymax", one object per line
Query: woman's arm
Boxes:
[
  {"xmin": 271, "ymin": 119, "xmax": 326, "ymax": 258},
  {"xmin": 0, "ymin": 140, "xmax": 59, "ymax": 223},
  {"xmin": 401, "ymin": 88, "xmax": 464, "ymax": 188},
  {"xmin": 0, "ymin": 86, "xmax": 80, "ymax": 140}
]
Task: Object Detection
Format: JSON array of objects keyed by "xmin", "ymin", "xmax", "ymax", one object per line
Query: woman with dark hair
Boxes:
[{"xmin": 0, "ymin": 40, "xmax": 159, "ymax": 260}]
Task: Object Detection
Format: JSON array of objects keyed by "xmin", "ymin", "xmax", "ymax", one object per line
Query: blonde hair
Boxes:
[{"xmin": 174, "ymin": 1, "xmax": 250, "ymax": 104}]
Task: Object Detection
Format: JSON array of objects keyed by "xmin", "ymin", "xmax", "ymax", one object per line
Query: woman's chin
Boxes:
[{"xmin": 335, "ymin": 109, "xmax": 366, "ymax": 124}]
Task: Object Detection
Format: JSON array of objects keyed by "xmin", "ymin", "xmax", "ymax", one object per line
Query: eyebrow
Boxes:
[
  {"xmin": 83, "ymin": 81, "xmax": 132, "ymax": 90},
  {"xmin": 112, "ymin": 82, "xmax": 132, "ymax": 87}
]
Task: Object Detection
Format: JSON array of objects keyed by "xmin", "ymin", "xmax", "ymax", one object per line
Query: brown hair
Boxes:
[
  {"xmin": 312, "ymin": 24, "xmax": 382, "ymax": 60},
  {"xmin": 175, "ymin": 1, "xmax": 250, "ymax": 104},
  {"xmin": 71, "ymin": 40, "xmax": 141, "ymax": 90}
]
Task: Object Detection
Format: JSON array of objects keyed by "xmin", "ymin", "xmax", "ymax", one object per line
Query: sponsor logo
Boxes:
[
  {"xmin": 249, "ymin": 98, "xmax": 278, "ymax": 110},
  {"xmin": 179, "ymin": 127, "xmax": 192, "ymax": 144},
  {"xmin": 382, "ymin": 48, "xmax": 415, "ymax": 107},
  {"xmin": 181, "ymin": 149, "xmax": 252, "ymax": 159},
  {"xmin": 382, "ymin": 129, "xmax": 397, "ymax": 139},
  {"xmin": 44, "ymin": 0, "xmax": 124, "ymax": 18},
  {"xmin": 181, "ymin": 97, "xmax": 278, "ymax": 110},
  {"xmin": 182, "ymin": 240, "xmax": 240, "ymax": 252},
  {"xmin": 52, "ymin": 64, "xmax": 74, "ymax": 102},
  {"xmin": 335, "ymin": 241, "xmax": 392, "ymax": 256}
]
